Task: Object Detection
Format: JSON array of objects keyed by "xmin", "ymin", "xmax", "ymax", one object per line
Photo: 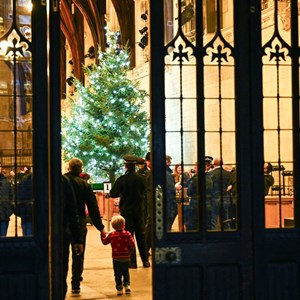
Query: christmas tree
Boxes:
[{"xmin": 62, "ymin": 31, "xmax": 150, "ymax": 183}]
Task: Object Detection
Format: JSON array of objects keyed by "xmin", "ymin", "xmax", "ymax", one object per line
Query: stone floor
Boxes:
[{"xmin": 65, "ymin": 224, "xmax": 152, "ymax": 300}]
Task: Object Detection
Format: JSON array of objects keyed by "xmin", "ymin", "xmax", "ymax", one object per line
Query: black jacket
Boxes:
[
  {"xmin": 62, "ymin": 175, "xmax": 83, "ymax": 244},
  {"xmin": 0, "ymin": 173, "xmax": 13, "ymax": 221},
  {"xmin": 110, "ymin": 170, "xmax": 146, "ymax": 214},
  {"xmin": 64, "ymin": 172, "xmax": 104, "ymax": 231},
  {"xmin": 264, "ymin": 174, "xmax": 274, "ymax": 196}
]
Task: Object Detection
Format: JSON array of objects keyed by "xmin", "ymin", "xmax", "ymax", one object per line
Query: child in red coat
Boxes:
[{"xmin": 101, "ymin": 215, "xmax": 135, "ymax": 295}]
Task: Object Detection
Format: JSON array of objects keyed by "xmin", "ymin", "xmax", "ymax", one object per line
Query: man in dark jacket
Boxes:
[
  {"xmin": 61, "ymin": 174, "xmax": 83, "ymax": 298},
  {"xmin": 139, "ymin": 152, "xmax": 152, "ymax": 255},
  {"xmin": 110, "ymin": 154, "xmax": 150, "ymax": 268},
  {"xmin": 264, "ymin": 162, "xmax": 274, "ymax": 195},
  {"xmin": 64, "ymin": 158, "xmax": 105, "ymax": 294},
  {"xmin": 16, "ymin": 167, "xmax": 33, "ymax": 236},
  {"xmin": 0, "ymin": 166, "xmax": 13, "ymax": 236},
  {"xmin": 165, "ymin": 155, "xmax": 177, "ymax": 231},
  {"xmin": 209, "ymin": 157, "xmax": 232, "ymax": 230},
  {"xmin": 184, "ymin": 162, "xmax": 213, "ymax": 231}
]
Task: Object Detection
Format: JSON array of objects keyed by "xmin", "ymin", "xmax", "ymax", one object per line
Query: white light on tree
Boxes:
[{"xmin": 62, "ymin": 31, "xmax": 150, "ymax": 183}]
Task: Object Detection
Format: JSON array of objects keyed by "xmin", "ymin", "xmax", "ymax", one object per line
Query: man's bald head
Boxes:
[{"xmin": 213, "ymin": 157, "xmax": 222, "ymax": 166}]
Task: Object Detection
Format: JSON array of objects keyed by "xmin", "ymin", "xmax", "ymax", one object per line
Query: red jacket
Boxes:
[{"xmin": 101, "ymin": 229, "xmax": 135, "ymax": 260}]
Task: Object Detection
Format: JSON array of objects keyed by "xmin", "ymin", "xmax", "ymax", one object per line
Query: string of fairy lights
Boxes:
[{"xmin": 62, "ymin": 31, "xmax": 150, "ymax": 183}]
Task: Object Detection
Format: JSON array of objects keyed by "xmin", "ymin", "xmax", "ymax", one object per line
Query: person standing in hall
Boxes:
[
  {"xmin": 137, "ymin": 152, "xmax": 151, "ymax": 248},
  {"xmin": 64, "ymin": 158, "xmax": 105, "ymax": 294},
  {"xmin": 16, "ymin": 167, "xmax": 33, "ymax": 236},
  {"xmin": 264, "ymin": 162, "xmax": 274, "ymax": 195},
  {"xmin": 173, "ymin": 163, "xmax": 190, "ymax": 188},
  {"xmin": 136, "ymin": 157, "xmax": 146, "ymax": 172},
  {"xmin": 137, "ymin": 156, "xmax": 150, "ymax": 225},
  {"xmin": 109, "ymin": 154, "xmax": 150, "ymax": 268},
  {"xmin": 101, "ymin": 215, "xmax": 135, "ymax": 296},
  {"xmin": 209, "ymin": 157, "xmax": 232, "ymax": 230},
  {"xmin": 205, "ymin": 156, "xmax": 214, "ymax": 172},
  {"xmin": 165, "ymin": 155, "xmax": 177, "ymax": 231},
  {"xmin": 184, "ymin": 161, "xmax": 213, "ymax": 231},
  {"xmin": 226, "ymin": 165, "xmax": 238, "ymax": 229},
  {"xmin": 141, "ymin": 152, "xmax": 153, "ymax": 255},
  {"xmin": 0, "ymin": 165, "xmax": 13, "ymax": 237}
]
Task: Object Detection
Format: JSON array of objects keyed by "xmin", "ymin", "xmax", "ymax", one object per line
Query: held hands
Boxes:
[
  {"xmin": 74, "ymin": 243, "xmax": 84, "ymax": 256},
  {"xmin": 100, "ymin": 229, "xmax": 106, "ymax": 239}
]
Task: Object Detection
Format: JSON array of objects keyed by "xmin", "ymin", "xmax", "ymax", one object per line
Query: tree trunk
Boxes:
[{"xmin": 109, "ymin": 171, "xmax": 116, "ymax": 184}]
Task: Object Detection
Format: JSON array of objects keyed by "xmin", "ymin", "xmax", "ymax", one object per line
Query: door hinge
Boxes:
[{"xmin": 155, "ymin": 185, "xmax": 164, "ymax": 240}]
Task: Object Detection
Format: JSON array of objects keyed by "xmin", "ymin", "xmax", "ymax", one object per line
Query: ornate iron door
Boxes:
[{"xmin": 150, "ymin": 1, "xmax": 300, "ymax": 299}]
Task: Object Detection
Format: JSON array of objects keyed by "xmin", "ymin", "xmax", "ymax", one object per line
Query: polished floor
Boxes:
[{"xmin": 65, "ymin": 224, "xmax": 152, "ymax": 300}]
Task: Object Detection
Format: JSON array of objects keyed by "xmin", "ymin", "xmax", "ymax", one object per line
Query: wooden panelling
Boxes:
[{"xmin": 265, "ymin": 196, "xmax": 294, "ymax": 228}]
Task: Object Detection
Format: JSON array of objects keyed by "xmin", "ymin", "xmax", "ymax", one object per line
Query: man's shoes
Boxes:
[
  {"xmin": 124, "ymin": 284, "xmax": 131, "ymax": 294},
  {"xmin": 129, "ymin": 263, "xmax": 137, "ymax": 268},
  {"xmin": 71, "ymin": 289, "xmax": 80, "ymax": 294},
  {"xmin": 117, "ymin": 288, "xmax": 123, "ymax": 295},
  {"xmin": 143, "ymin": 261, "xmax": 150, "ymax": 268}
]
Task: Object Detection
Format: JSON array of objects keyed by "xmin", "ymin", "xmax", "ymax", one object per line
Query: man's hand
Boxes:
[
  {"xmin": 74, "ymin": 243, "xmax": 84, "ymax": 255},
  {"xmin": 100, "ymin": 229, "xmax": 106, "ymax": 238}
]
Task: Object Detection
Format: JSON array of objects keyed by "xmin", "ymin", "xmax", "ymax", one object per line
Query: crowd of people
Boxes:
[
  {"xmin": 165, "ymin": 156, "xmax": 275, "ymax": 232},
  {"xmin": 0, "ymin": 154, "xmax": 275, "ymax": 297},
  {"xmin": 0, "ymin": 165, "xmax": 33, "ymax": 237}
]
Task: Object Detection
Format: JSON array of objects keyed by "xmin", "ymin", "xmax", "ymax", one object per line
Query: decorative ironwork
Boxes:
[
  {"xmin": 263, "ymin": 38, "xmax": 290, "ymax": 62},
  {"xmin": 172, "ymin": 44, "xmax": 189, "ymax": 62},
  {"xmin": 211, "ymin": 44, "xmax": 229, "ymax": 63},
  {"xmin": 204, "ymin": 36, "xmax": 234, "ymax": 65},
  {"xmin": 269, "ymin": 44, "xmax": 286, "ymax": 62}
]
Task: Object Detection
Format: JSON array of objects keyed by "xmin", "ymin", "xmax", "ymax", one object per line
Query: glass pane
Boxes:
[
  {"xmin": 0, "ymin": 2, "xmax": 13, "ymax": 37},
  {"xmin": 203, "ymin": 0, "xmax": 236, "ymax": 231},
  {"xmin": 164, "ymin": 0, "xmax": 237, "ymax": 233},
  {"xmin": 0, "ymin": 0, "xmax": 33, "ymax": 238},
  {"xmin": 164, "ymin": 0, "xmax": 195, "ymax": 45},
  {"xmin": 261, "ymin": 0, "xmax": 294, "ymax": 229},
  {"xmin": 164, "ymin": 0, "xmax": 197, "ymax": 232}
]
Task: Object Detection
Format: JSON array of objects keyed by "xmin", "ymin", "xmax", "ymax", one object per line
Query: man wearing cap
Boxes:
[
  {"xmin": 136, "ymin": 157, "xmax": 146, "ymax": 172},
  {"xmin": 205, "ymin": 156, "xmax": 213, "ymax": 172},
  {"xmin": 137, "ymin": 153, "xmax": 151, "ymax": 224},
  {"xmin": 110, "ymin": 154, "xmax": 150, "ymax": 268}
]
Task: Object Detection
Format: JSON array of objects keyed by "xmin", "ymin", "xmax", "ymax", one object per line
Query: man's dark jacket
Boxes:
[
  {"xmin": 64, "ymin": 172, "xmax": 104, "ymax": 231},
  {"xmin": 110, "ymin": 170, "xmax": 146, "ymax": 214}
]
